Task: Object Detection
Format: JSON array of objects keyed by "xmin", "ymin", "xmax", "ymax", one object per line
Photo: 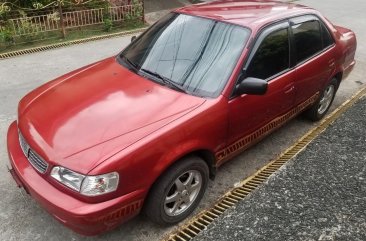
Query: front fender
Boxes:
[{"xmin": 89, "ymin": 97, "xmax": 228, "ymax": 198}]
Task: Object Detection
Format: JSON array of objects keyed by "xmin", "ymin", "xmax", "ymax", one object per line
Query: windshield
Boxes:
[{"xmin": 119, "ymin": 13, "xmax": 250, "ymax": 97}]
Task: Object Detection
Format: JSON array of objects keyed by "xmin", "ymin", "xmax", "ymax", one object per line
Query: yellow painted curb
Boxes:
[{"xmin": 0, "ymin": 27, "xmax": 148, "ymax": 60}]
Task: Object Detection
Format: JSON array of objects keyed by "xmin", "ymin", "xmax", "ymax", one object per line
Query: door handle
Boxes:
[
  {"xmin": 328, "ymin": 59, "xmax": 335, "ymax": 67},
  {"xmin": 284, "ymin": 86, "xmax": 295, "ymax": 94}
]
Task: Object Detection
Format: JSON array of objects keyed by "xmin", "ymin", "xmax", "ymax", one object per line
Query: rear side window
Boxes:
[
  {"xmin": 246, "ymin": 28, "xmax": 289, "ymax": 80},
  {"xmin": 292, "ymin": 20, "xmax": 322, "ymax": 63},
  {"xmin": 321, "ymin": 22, "xmax": 334, "ymax": 48}
]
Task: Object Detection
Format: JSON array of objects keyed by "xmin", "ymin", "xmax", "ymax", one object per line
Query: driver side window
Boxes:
[{"xmin": 246, "ymin": 28, "xmax": 290, "ymax": 80}]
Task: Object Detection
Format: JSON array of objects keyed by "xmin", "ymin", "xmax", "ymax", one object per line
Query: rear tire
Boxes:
[
  {"xmin": 143, "ymin": 156, "xmax": 209, "ymax": 225},
  {"xmin": 304, "ymin": 78, "xmax": 337, "ymax": 121}
]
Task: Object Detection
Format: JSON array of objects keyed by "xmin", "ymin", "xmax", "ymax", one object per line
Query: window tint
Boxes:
[
  {"xmin": 321, "ymin": 22, "xmax": 334, "ymax": 48},
  {"xmin": 292, "ymin": 20, "xmax": 322, "ymax": 63},
  {"xmin": 247, "ymin": 28, "xmax": 289, "ymax": 80}
]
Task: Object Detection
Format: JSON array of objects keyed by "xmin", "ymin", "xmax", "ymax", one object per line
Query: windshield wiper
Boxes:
[{"xmin": 140, "ymin": 68, "xmax": 189, "ymax": 94}]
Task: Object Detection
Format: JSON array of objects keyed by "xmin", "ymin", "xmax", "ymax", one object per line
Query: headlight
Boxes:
[
  {"xmin": 50, "ymin": 166, "xmax": 119, "ymax": 196},
  {"xmin": 51, "ymin": 166, "xmax": 85, "ymax": 192}
]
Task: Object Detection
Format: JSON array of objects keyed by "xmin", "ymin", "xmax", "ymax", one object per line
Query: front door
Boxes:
[{"xmin": 219, "ymin": 22, "xmax": 296, "ymax": 164}]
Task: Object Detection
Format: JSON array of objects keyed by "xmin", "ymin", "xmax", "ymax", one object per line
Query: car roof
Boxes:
[{"xmin": 175, "ymin": 0, "xmax": 317, "ymax": 30}]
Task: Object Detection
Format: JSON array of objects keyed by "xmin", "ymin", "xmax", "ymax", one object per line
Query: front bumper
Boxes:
[{"xmin": 7, "ymin": 121, "xmax": 144, "ymax": 235}]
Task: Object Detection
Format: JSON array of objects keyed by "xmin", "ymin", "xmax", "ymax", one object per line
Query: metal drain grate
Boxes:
[
  {"xmin": 164, "ymin": 86, "xmax": 366, "ymax": 241},
  {"xmin": 0, "ymin": 27, "xmax": 147, "ymax": 60}
]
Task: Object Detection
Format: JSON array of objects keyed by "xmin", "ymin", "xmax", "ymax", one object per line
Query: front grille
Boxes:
[{"xmin": 18, "ymin": 131, "xmax": 49, "ymax": 174}]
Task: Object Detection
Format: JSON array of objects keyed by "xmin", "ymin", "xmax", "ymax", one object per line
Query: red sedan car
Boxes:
[{"xmin": 7, "ymin": 0, "xmax": 356, "ymax": 235}]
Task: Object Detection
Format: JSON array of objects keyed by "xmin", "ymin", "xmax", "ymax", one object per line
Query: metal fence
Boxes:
[{"xmin": 6, "ymin": 4, "xmax": 142, "ymax": 37}]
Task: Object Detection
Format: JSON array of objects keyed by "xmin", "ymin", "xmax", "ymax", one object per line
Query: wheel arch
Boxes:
[
  {"xmin": 152, "ymin": 148, "xmax": 217, "ymax": 187},
  {"xmin": 188, "ymin": 149, "xmax": 217, "ymax": 180},
  {"xmin": 142, "ymin": 148, "xmax": 217, "ymax": 209},
  {"xmin": 333, "ymin": 71, "xmax": 343, "ymax": 90}
]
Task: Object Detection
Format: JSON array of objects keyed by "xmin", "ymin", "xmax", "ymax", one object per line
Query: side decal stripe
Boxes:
[{"xmin": 216, "ymin": 92, "xmax": 320, "ymax": 162}]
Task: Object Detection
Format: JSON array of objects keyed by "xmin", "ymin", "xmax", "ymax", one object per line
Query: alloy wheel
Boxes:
[
  {"xmin": 318, "ymin": 85, "xmax": 335, "ymax": 115},
  {"xmin": 164, "ymin": 170, "xmax": 202, "ymax": 216}
]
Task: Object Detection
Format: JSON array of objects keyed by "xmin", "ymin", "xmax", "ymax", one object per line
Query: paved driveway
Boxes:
[{"xmin": 0, "ymin": 0, "xmax": 365, "ymax": 240}]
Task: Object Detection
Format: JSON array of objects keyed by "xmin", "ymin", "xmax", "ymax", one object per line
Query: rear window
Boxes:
[
  {"xmin": 321, "ymin": 22, "xmax": 334, "ymax": 48},
  {"xmin": 292, "ymin": 20, "xmax": 322, "ymax": 63}
]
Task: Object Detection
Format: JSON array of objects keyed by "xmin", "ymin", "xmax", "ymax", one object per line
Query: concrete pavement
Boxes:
[{"xmin": 0, "ymin": 0, "xmax": 365, "ymax": 240}]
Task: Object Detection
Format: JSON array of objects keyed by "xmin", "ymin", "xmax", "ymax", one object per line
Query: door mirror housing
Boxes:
[
  {"xmin": 235, "ymin": 77, "xmax": 268, "ymax": 95},
  {"xmin": 131, "ymin": 36, "xmax": 137, "ymax": 42}
]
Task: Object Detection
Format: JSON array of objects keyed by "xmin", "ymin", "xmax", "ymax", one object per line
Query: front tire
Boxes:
[
  {"xmin": 304, "ymin": 78, "xmax": 337, "ymax": 121},
  {"xmin": 144, "ymin": 156, "xmax": 209, "ymax": 225}
]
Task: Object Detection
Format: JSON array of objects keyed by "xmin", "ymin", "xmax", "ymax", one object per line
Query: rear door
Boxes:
[{"xmin": 290, "ymin": 15, "xmax": 336, "ymax": 105}]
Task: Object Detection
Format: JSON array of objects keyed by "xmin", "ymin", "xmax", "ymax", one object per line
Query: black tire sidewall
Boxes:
[
  {"xmin": 304, "ymin": 78, "xmax": 337, "ymax": 121},
  {"xmin": 316, "ymin": 79, "xmax": 337, "ymax": 119},
  {"xmin": 144, "ymin": 156, "xmax": 209, "ymax": 225}
]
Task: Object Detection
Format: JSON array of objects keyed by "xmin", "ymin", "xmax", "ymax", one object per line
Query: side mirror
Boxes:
[
  {"xmin": 131, "ymin": 36, "xmax": 137, "ymax": 42},
  {"xmin": 235, "ymin": 77, "xmax": 268, "ymax": 95}
]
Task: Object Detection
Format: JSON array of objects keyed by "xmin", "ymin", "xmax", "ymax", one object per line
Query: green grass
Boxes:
[{"xmin": 0, "ymin": 20, "xmax": 147, "ymax": 54}]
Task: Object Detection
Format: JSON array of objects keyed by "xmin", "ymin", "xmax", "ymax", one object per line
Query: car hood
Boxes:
[{"xmin": 18, "ymin": 57, "xmax": 205, "ymax": 173}]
